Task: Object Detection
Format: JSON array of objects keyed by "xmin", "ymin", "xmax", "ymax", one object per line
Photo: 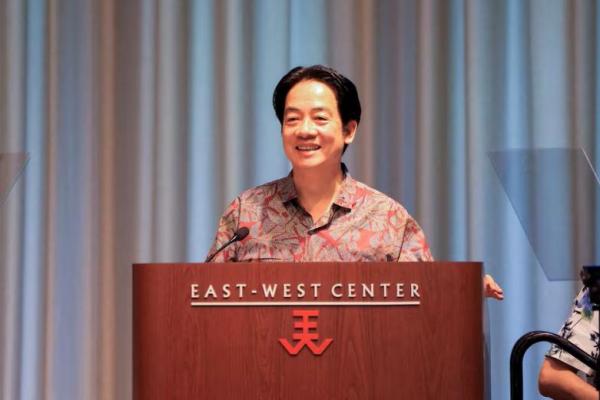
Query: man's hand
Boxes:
[
  {"xmin": 539, "ymin": 357, "xmax": 598, "ymax": 400},
  {"xmin": 483, "ymin": 274, "xmax": 504, "ymax": 300}
]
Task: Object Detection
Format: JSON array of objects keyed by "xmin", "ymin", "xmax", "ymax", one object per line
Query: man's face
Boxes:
[{"xmin": 281, "ymin": 80, "xmax": 356, "ymax": 172}]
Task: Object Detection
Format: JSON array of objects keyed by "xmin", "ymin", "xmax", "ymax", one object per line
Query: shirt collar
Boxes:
[
  {"xmin": 279, "ymin": 163, "xmax": 356, "ymax": 210},
  {"xmin": 278, "ymin": 173, "xmax": 298, "ymax": 203}
]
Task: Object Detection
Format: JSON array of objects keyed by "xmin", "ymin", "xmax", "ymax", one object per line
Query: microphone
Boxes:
[{"xmin": 204, "ymin": 227, "xmax": 250, "ymax": 262}]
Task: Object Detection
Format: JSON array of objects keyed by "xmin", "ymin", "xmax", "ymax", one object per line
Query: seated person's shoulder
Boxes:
[{"xmin": 546, "ymin": 288, "xmax": 598, "ymax": 379}]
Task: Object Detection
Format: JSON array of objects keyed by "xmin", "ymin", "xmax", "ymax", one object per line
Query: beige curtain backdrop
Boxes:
[{"xmin": 1, "ymin": 0, "xmax": 598, "ymax": 399}]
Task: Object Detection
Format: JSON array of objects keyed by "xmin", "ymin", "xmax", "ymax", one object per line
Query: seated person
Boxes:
[
  {"xmin": 207, "ymin": 64, "xmax": 503, "ymax": 299},
  {"xmin": 539, "ymin": 287, "xmax": 599, "ymax": 399}
]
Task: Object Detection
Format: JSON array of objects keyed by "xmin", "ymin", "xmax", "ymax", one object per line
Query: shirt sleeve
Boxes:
[
  {"xmin": 205, "ymin": 197, "xmax": 241, "ymax": 262},
  {"xmin": 398, "ymin": 217, "xmax": 433, "ymax": 262},
  {"xmin": 547, "ymin": 288, "xmax": 599, "ymax": 378}
]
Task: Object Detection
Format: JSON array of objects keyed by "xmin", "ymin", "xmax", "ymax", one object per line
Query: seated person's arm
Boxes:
[{"xmin": 538, "ymin": 357, "xmax": 598, "ymax": 400}]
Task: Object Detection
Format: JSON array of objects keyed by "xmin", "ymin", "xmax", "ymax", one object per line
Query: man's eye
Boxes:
[
  {"xmin": 285, "ymin": 117, "xmax": 299, "ymax": 123},
  {"xmin": 315, "ymin": 116, "xmax": 328, "ymax": 121}
]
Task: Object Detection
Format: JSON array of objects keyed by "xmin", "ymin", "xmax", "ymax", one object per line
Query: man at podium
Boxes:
[{"xmin": 206, "ymin": 65, "xmax": 503, "ymax": 300}]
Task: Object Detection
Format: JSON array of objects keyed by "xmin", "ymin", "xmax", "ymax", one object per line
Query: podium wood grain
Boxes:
[{"xmin": 133, "ymin": 262, "xmax": 483, "ymax": 399}]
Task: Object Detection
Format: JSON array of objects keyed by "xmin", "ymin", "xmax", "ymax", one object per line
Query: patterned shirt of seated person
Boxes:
[
  {"xmin": 547, "ymin": 288, "xmax": 599, "ymax": 384},
  {"xmin": 206, "ymin": 165, "xmax": 432, "ymax": 263}
]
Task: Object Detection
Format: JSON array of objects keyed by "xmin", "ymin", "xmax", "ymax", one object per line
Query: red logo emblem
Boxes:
[{"xmin": 279, "ymin": 310, "xmax": 333, "ymax": 355}]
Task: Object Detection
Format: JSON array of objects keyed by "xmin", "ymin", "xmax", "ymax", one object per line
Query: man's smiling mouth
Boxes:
[{"xmin": 296, "ymin": 145, "xmax": 321, "ymax": 151}]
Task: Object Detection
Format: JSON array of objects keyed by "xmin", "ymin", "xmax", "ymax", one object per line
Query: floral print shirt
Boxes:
[
  {"xmin": 548, "ymin": 288, "xmax": 599, "ymax": 380},
  {"xmin": 207, "ymin": 166, "xmax": 432, "ymax": 263}
]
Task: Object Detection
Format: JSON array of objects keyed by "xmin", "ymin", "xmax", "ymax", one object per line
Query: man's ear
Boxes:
[{"xmin": 343, "ymin": 120, "xmax": 358, "ymax": 144}]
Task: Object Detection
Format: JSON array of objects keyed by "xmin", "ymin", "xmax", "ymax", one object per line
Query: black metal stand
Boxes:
[{"xmin": 509, "ymin": 331, "xmax": 596, "ymax": 399}]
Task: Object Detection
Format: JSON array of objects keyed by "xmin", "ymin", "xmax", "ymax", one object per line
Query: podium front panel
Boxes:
[{"xmin": 133, "ymin": 262, "xmax": 483, "ymax": 399}]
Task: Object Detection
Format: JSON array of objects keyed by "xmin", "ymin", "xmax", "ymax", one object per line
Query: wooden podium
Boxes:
[{"xmin": 133, "ymin": 262, "xmax": 483, "ymax": 399}]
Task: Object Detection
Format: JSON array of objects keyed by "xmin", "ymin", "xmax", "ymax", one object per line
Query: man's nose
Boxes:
[{"xmin": 297, "ymin": 118, "xmax": 317, "ymax": 136}]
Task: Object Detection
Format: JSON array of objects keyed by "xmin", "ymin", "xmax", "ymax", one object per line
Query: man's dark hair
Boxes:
[{"xmin": 272, "ymin": 65, "xmax": 362, "ymax": 129}]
